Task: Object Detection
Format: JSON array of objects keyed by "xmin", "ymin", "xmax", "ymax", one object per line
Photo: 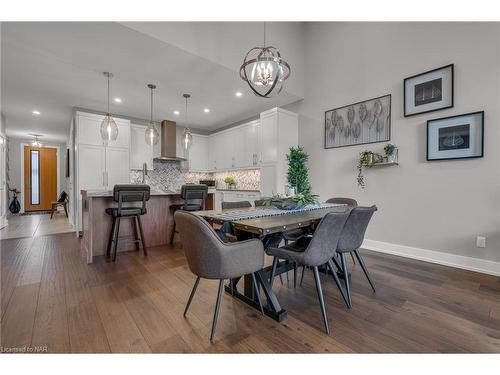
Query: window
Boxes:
[{"xmin": 30, "ymin": 150, "xmax": 40, "ymax": 205}]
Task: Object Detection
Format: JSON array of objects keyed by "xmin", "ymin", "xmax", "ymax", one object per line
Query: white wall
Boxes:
[
  {"xmin": 121, "ymin": 22, "xmax": 305, "ymax": 99},
  {"xmin": 288, "ymin": 22, "xmax": 500, "ymax": 263},
  {"xmin": 7, "ymin": 137, "xmax": 67, "ymax": 212}
]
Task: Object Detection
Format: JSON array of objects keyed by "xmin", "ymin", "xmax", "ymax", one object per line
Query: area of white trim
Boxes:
[{"xmin": 362, "ymin": 239, "xmax": 500, "ymax": 277}]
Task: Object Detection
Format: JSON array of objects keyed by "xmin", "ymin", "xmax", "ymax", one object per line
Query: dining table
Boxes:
[{"xmin": 194, "ymin": 203, "xmax": 349, "ymax": 322}]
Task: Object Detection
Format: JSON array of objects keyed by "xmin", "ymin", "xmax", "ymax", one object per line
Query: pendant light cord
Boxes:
[
  {"xmin": 150, "ymin": 87, "xmax": 153, "ymax": 123},
  {"xmin": 263, "ymin": 22, "xmax": 266, "ymax": 47},
  {"xmin": 107, "ymin": 74, "xmax": 110, "ymax": 114},
  {"xmin": 185, "ymin": 96, "xmax": 188, "ymax": 128}
]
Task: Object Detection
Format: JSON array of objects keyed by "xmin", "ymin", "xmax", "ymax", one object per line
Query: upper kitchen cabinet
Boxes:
[
  {"xmin": 130, "ymin": 124, "xmax": 154, "ymax": 170},
  {"xmin": 243, "ymin": 120, "xmax": 261, "ymax": 167},
  {"xmin": 188, "ymin": 134, "xmax": 209, "ymax": 172},
  {"xmin": 76, "ymin": 112, "xmax": 130, "ymax": 148}
]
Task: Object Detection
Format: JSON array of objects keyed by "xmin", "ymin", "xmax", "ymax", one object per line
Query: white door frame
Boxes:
[{"xmin": 20, "ymin": 143, "xmax": 60, "ymax": 213}]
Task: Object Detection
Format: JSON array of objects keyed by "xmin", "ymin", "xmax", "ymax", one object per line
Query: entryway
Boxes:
[{"xmin": 23, "ymin": 145, "xmax": 57, "ymax": 212}]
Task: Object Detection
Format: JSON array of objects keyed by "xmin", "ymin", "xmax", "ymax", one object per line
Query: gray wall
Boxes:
[
  {"xmin": 7, "ymin": 137, "xmax": 67, "ymax": 212},
  {"xmin": 288, "ymin": 22, "xmax": 500, "ymax": 262}
]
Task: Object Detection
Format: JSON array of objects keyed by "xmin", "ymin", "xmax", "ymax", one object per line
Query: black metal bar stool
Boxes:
[
  {"xmin": 170, "ymin": 184, "xmax": 208, "ymax": 244},
  {"xmin": 105, "ymin": 184, "xmax": 151, "ymax": 262}
]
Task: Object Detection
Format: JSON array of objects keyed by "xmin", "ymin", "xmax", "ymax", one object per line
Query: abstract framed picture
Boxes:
[
  {"xmin": 404, "ymin": 64, "xmax": 454, "ymax": 117},
  {"xmin": 324, "ymin": 94, "xmax": 391, "ymax": 149},
  {"xmin": 427, "ymin": 111, "xmax": 484, "ymax": 161}
]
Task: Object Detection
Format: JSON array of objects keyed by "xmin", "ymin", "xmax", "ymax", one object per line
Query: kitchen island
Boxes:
[{"xmin": 80, "ymin": 189, "xmax": 215, "ymax": 263}]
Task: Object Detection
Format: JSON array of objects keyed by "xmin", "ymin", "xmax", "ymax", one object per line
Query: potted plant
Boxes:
[
  {"xmin": 286, "ymin": 146, "xmax": 311, "ymax": 194},
  {"xmin": 224, "ymin": 176, "xmax": 235, "ymax": 189},
  {"xmin": 357, "ymin": 151, "xmax": 374, "ymax": 189},
  {"xmin": 384, "ymin": 143, "xmax": 398, "ymax": 163},
  {"xmin": 262, "ymin": 190, "xmax": 320, "ymax": 210}
]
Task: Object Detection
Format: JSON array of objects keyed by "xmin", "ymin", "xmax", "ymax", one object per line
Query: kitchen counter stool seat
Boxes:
[
  {"xmin": 169, "ymin": 184, "xmax": 208, "ymax": 244},
  {"xmin": 105, "ymin": 184, "xmax": 150, "ymax": 262}
]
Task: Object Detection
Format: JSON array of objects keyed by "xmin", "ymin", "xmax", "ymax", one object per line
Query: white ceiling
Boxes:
[{"xmin": 1, "ymin": 22, "xmax": 302, "ymax": 143}]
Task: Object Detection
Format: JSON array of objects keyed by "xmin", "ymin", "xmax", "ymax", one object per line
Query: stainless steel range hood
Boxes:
[{"xmin": 154, "ymin": 120, "xmax": 187, "ymax": 161}]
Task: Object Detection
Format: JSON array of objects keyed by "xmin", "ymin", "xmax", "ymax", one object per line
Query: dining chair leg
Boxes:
[
  {"xmin": 132, "ymin": 216, "xmax": 140, "ymax": 251},
  {"xmin": 112, "ymin": 217, "xmax": 121, "ymax": 262},
  {"xmin": 312, "ymin": 266, "xmax": 329, "ymax": 334},
  {"xmin": 184, "ymin": 276, "xmax": 201, "ymax": 317},
  {"xmin": 210, "ymin": 279, "xmax": 225, "ymax": 343},
  {"xmin": 279, "ymin": 274, "xmax": 284, "ymax": 285},
  {"xmin": 270, "ymin": 257, "xmax": 278, "ymax": 287},
  {"xmin": 251, "ymin": 273, "xmax": 264, "ymax": 315},
  {"xmin": 299, "ymin": 266, "xmax": 305, "ymax": 287},
  {"xmin": 137, "ymin": 215, "xmax": 147, "ymax": 256},
  {"xmin": 339, "ymin": 253, "xmax": 352, "ymax": 308},
  {"xmin": 331, "ymin": 255, "xmax": 342, "ymax": 271},
  {"xmin": 293, "ymin": 262, "xmax": 297, "ymax": 288},
  {"xmin": 229, "ymin": 279, "xmax": 234, "ymax": 296},
  {"xmin": 354, "ymin": 249, "xmax": 376, "ymax": 292},
  {"xmin": 350, "ymin": 252, "xmax": 356, "ymax": 265},
  {"xmin": 327, "ymin": 259, "xmax": 350, "ymax": 308}
]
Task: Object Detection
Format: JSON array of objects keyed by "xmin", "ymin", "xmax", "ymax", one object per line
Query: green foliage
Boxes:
[
  {"xmin": 357, "ymin": 151, "xmax": 374, "ymax": 189},
  {"xmin": 224, "ymin": 176, "xmax": 235, "ymax": 185},
  {"xmin": 286, "ymin": 146, "xmax": 311, "ymax": 194},
  {"xmin": 262, "ymin": 191, "xmax": 320, "ymax": 210},
  {"xmin": 384, "ymin": 143, "xmax": 397, "ymax": 156}
]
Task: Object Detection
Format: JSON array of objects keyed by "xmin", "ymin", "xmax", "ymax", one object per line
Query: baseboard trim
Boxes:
[{"xmin": 362, "ymin": 239, "xmax": 500, "ymax": 277}]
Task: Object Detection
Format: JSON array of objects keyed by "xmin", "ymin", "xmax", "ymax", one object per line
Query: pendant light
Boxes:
[
  {"xmin": 239, "ymin": 22, "xmax": 291, "ymax": 98},
  {"xmin": 145, "ymin": 84, "xmax": 159, "ymax": 145},
  {"xmin": 100, "ymin": 72, "xmax": 119, "ymax": 142},
  {"xmin": 30, "ymin": 134, "xmax": 43, "ymax": 147},
  {"xmin": 182, "ymin": 94, "xmax": 193, "ymax": 150}
]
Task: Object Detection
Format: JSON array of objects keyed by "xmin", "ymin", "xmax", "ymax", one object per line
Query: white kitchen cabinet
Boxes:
[
  {"xmin": 260, "ymin": 111, "xmax": 278, "ymax": 164},
  {"xmin": 260, "ymin": 165, "xmax": 277, "ymax": 197},
  {"xmin": 106, "ymin": 147, "xmax": 130, "ymax": 187},
  {"xmin": 188, "ymin": 134, "xmax": 208, "ymax": 172},
  {"xmin": 230, "ymin": 127, "xmax": 245, "ymax": 168},
  {"xmin": 130, "ymin": 124, "xmax": 154, "ymax": 170},
  {"xmin": 78, "ymin": 144, "xmax": 106, "ymax": 190},
  {"xmin": 209, "ymin": 133, "xmax": 227, "ymax": 171},
  {"xmin": 243, "ymin": 120, "xmax": 261, "ymax": 167},
  {"xmin": 219, "ymin": 190, "xmax": 262, "ymax": 206},
  {"xmin": 77, "ymin": 112, "xmax": 130, "ymax": 148}
]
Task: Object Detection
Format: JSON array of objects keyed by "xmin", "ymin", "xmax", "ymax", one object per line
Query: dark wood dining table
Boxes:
[{"xmin": 195, "ymin": 204, "xmax": 349, "ymax": 322}]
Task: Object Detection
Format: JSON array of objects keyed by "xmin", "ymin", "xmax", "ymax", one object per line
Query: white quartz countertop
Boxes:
[{"xmin": 82, "ymin": 188, "xmax": 216, "ymax": 197}]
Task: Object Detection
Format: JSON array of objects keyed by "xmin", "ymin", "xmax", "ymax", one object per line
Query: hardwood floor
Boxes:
[
  {"xmin": 0, "ymin": 212, "xmax": 74, "ymax": 240},
  {"xmin": 1, "ymin": 232, "xmax": 499, "ymax": 353}
]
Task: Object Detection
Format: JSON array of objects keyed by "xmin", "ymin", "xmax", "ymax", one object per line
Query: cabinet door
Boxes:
[
  {"xmin": 244, "ymin": 121, "xmax": 261, "ymax": 167},
  {"xmin": 77, "ymin": 114, "xmax": 130, "ymax": 148},
  {"xmin": 79, "ymin": 144, "xmax": 106, "ymax": 190},
  {"xmin": 130, "ymin": 124, "xmax": 154, "ymax": 170},
  {"xmin": 106, "ymin": 147, "xmax": 130, "ymax": 188},
  {"xmin": 231, "ymin": 128, "xmax": 245, "ymax": 168},
  {"xmin": 260, "ymin": 113, "xmax": 278, "ymax": 164},
  {"xmin": 260, "ymin": 165, "xmax": 277, "ymax": 197},
  {"xmin": 188, "ymin": 134, "xmax": 208, "ymax": 171},
  {"xmin": 218, "ymin": 132, "xmax": 233, "ymax": 170}
]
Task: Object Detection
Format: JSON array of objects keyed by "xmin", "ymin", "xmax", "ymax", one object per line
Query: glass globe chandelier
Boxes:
[
  {"xmin": 182, "ymin": 94, "xmax": 193, "ymax": 150},
  {"xmin": 100, "ymin": 72, "xmax": 119, "ymax": 142},
  {"xmin": 145, "ymin": 84, "xmax": 160, "ymax": 145},
  {"xmin": 30, "ymin": 134, "xmax": 43, "ymax": 147},
  {"xmin": 239, "ymin": 22, "xmax": 291, "ymax": 98}
]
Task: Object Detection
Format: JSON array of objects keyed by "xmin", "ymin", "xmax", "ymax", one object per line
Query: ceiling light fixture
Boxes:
[
  {"xmin": 100, "ymin": 72, "xmax": 119, "ymax": 143},
  {"xmin": 239, "ymin": 22, "xmax": 291, "ymax": 98},
  {"xmin": 235, "ymin": 92, "xmax": 243, "ymax": 97},
  {"xmin": 114, "ymin": 97, "xmax": 122, "ymax": 103},
  {"xmin": 173, "ymin": 110, "xmax": 180, "ymax": 115},
  {"xmin": 182, "ymin": 94, "xmax": 193, "ymax": 151},
  {"xmin": 30, "ymin": 134, "xmax": 43, "ymax": 148},
  {"xmin": 203, "ymin": 108, "xmax": 210, "ymax": 113},
  {"xmin": 32, "ymin": 110, "xmax": 41, "ymax": 115},
  {"xmin": 145, "ymin": 84, "xmax": 159, "ymax": 145}
]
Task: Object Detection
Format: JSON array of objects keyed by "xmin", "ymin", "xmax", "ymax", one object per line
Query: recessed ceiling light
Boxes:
[
  {"xmin": 32, "ymin": 110, "xmax": 41, "ymax": 115},
  {"xmin": 203, "ymin": 108, "xmax": 210, "ymax": 113},
  {"xmin": 173, "ymin": 110, "xmax": 180, "ymax": 115},
  {"xmin": 235, "ymin": 91, "xmax": 243, "ymax": 97},
  {"xmin": 114, "ymin": 97, "xmax": 122, "ymax": 103}
]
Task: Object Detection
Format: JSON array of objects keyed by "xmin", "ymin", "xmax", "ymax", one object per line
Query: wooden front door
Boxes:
[{"xmin": 24, "ymin": 146, "xmax": 57, "ymax": 211}]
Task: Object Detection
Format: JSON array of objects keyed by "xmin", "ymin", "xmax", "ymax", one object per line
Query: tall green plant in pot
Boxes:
[{"xmin": 287, "ymin": 146, "xmax": 311, "ymax": 194}]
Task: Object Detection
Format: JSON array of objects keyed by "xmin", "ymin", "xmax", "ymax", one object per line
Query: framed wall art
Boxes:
[
  {"xmin": 427, "ymin": 111, "xmax": 484, "ymax": 161},
  {"xmin": 324, "ymin": 94, "xmax": 391, "ymax": 149},
  {"xmin": 404, "ymin": 64, "xmax": 454, "ymax": 117}
]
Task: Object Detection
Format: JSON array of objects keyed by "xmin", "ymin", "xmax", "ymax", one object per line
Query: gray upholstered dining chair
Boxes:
[
  {"xmin": 326, "ymin": 197, "xmax": 358, "ymax": 207},
  {"xmin": 221, "ymin": 200, "xmax": 252, "ymax": 209},
  {"xmin": 266, "ymin": 211, "xmax": 350, "ymax": 334},
  {"xmin": 174, "ymin": 210, "xmax": 265, "ymax": 343},
  {"xmin": 334, "ymin": 205, "xmax": 377, "ymax": 308}
]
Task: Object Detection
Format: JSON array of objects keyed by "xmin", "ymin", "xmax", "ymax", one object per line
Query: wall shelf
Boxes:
[{"xmin": 366, "ymin": 161, "xmax": 399, "ymax": 168}]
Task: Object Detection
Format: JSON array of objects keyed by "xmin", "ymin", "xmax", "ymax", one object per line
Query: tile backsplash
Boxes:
[{"xmin": 130, "ymin": 160, "xmax": 260, "ymax": 192}]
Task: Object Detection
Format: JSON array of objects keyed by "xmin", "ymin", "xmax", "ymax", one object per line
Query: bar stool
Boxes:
[
  {"xmin": 105, "ymin": 184, "xmax": 150, "ymax": 262},
  {"xmin": 170, "ymin": 184, "xmax": 208, "ymax": 244}
]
